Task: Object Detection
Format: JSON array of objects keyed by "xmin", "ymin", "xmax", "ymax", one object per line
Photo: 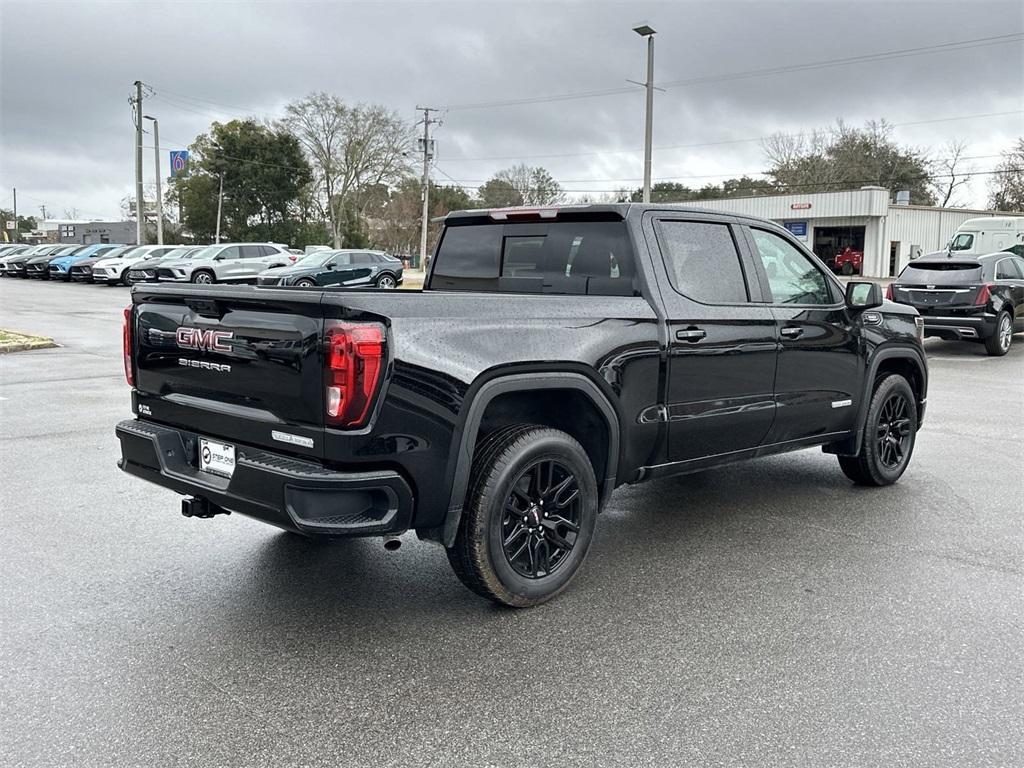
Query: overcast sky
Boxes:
[{"xmin": 1, "ymin": 0, "xmax": 1022, "ymax": 220}]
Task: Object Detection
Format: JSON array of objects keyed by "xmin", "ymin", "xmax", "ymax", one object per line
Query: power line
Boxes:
[
  {"xmin": 433, "ymin": 156, "xmax": 1005, "ymax": 185},
  {"xmin": 431, "ymin": 167, "xmax": 1016, "ymax": 194},
  {"xmin": 438, "ymin": 110, "xmax": 1024, "ymax": 163},
  {"xmin": 445, "ymin": 32, "xmax": 1024, "ymax": 111}
]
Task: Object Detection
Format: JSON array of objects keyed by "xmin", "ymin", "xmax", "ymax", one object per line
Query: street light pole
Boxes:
[
  {"xmin": 632, "ymin": 23, "xmax": 657, "ymax": 204},
  {"xmin": 143, "ymin": 115, "xmax": 164, "ymax": 245},
  {"xmin": 416, "ymin": 105, "xmax": 440, "ymax": 270}
]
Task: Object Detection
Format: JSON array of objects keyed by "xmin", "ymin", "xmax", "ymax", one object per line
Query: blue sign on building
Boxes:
[
  {"xmin": 170, "ymin": 150, "xmax": 189, "ymax": 178},
  {"xmin": 783, "ymin": 220, "xmax": 808, "ymax": 238}
]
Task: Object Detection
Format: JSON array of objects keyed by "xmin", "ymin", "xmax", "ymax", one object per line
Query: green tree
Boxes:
[
  {"xmin": 763, "ymin": 120, "xmax": 936, "ymax": 204},
  {"xmin": 477, "ymin": 178, "xmax": 523, "ymax": 208},
  {"xmin": 171, "ymin": 119, "xmax": 312, "ymax": 245},
  {"xmin": 0, "ymin": 210, "xmax": 38, "ymax": 240},
  {"xmin": 629, "ymin": 176, "xmax": 769, "ymax": 203},
  {"xmin": 989, "ymin": 138, "xmax": 1024, "ymax": 212}
]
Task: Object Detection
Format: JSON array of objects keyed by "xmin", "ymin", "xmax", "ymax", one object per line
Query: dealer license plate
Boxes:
[{"xmin": 199, "ymin": 438, "xmax": 235, "ymax": 478}]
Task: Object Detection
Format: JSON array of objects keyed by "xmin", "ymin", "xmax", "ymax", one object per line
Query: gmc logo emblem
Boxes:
[{"xmin": 176, "ymin": 327, "xmax": 233, "ymax": 353}]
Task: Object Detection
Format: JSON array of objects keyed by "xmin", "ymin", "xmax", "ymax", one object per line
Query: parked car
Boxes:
[
  {"xmin": 832, "ymin": 247, "xmax": 864, "ymax": 275},
  {"xmin": 0, "ymin": 244, "xmax": 34, "ymax": 275},
  {"xmin": 25, "ymin": 245, "xmax": 87, "ymax": 279},
  {"xmin": 91, "ymin": 245, "xmax": 180, "ymax": 285},
  {"xmin": 117, "ymin": 203, "xmax": 928, "ymax": 607},
  {"xmin": 256, "ymin": 249, "xmax": 403, "ymax": 288},
  {"xmin": 155, "ymin": 243, "xmax": 293, "ymax": 284},
  {"xmin": 126, "ymin": 246, "xmax": 206, "ymax": 283},
  {"xmin": 888, "ymin": 250, "xmax": 1024, "ymax": 356},
  {"xmin": 5, "ymin": 244, "xmax": 64, "ymax": 277},
  {"xmin": 48, "ymin": 243, "xmax": 123, "ymax": 281},
  {"xmin": 69, "ymin": 245, "xmax": 140, "ymax": 282}
]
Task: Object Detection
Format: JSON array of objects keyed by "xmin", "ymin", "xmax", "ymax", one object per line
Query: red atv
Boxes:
[{"xmin": 833, "ymin": 247, "xmax": 863, "ymax": 275}]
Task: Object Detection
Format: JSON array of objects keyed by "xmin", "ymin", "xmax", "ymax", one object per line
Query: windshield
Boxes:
[
  {"xmin": 949, "ymin": 233, "xmax": 974, "ymax": 251},
  {"xmin": 186, "ymin": 245, "xmax": 222, "ymax": 261}
]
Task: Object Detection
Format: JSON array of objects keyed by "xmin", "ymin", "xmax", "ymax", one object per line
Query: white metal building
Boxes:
[{"xmin": 689, "ymin": 186, "xmax": 1024, "ymax": 277}]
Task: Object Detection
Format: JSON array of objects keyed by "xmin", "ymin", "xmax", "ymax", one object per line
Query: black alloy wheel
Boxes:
[
  {"xmin": 447, "ymin": 424, "xmax": 599, "ymax": 607},
  {"xmin": 875, "ymin": 392, "xmax": 912, "ymax": 470},
  {"xmin": 500, "ymin": 458, "xmax": 582, "ymax": 579}
]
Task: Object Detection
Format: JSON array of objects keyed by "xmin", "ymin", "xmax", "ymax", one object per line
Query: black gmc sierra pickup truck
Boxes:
[{"xmin": 117, "ymin": 204, "xmax": 928, "ymax": 607}]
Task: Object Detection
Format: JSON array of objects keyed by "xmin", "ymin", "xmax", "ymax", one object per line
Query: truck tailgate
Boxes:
[{"xmin": 132, "ymin": 286, "xmax": 327, "ymax": 458}]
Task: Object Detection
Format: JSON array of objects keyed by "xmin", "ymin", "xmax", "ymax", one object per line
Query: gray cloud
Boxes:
[{"xmin": 1, "ymin": 0, "xmax": 1022, "ymax": 218}]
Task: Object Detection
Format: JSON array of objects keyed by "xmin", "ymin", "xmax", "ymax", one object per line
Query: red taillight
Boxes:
[
  {"xmin": 885, "ymin": 283, "xmax": 894, "ymax": 300},
  {"xmin": 324, "ymin": 321, "xmax": 386, "ymax": 428},
  {"xmin": 122, "ymin": 306, "xmax": 134, "ymax": 386},
  {"xmin": 974, "ymin": 283, "xmax": 993, "ymax": 306}
]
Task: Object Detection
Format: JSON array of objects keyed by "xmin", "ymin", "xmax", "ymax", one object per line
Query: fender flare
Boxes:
[
  {"xmin": 440, "ymin": 372, "xmax": 621, "ymax": 547},
  {"xmin": 845, "ymin": 345, "xmax": 928, "ymax": 455}
]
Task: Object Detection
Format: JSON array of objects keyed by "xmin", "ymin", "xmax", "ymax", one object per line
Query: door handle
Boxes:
[
  {"xmin": 780, "ymin": 326, "xmax": 804, "ymax": 339},
  {"xmin": 676, "ymin": 327, "xmax": 707, "ymax": 342}
]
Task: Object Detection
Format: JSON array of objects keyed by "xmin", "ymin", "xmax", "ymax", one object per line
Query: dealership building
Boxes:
[{"xmin": 690, "ymin": 186, "xmax": 1024, "ymax": 277}]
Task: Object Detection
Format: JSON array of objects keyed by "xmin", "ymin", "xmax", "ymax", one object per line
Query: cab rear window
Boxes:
[{"xmin": 430, "ymin": 221, "xmax": 637, "ymax": 296}]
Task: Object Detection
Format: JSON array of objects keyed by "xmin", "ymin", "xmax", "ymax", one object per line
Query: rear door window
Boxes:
[
  {"xmin": 655, "ymin": 220, "xmax": 750, "ymax": 304},
  {"xmin": 240, "ymin": 245, "xmax": 264, "ymax": 259},
  {"xmin": 996, "ymin": 258, "xmax": 1023, "ymax": 280}
]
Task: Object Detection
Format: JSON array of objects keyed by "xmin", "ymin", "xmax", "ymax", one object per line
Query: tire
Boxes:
[
  {"xmin": 984, "ymin": 311, "xmax": 1013, "ymax": 357},
  {"xmin": 838, "ymin": 374, "xmax": 918, "ymax": 486},
  {"xmin": 446, "ymin": 425, "xmax": 599, "ymax": 608},
  {"xmin": 841, "ymin": 262, "xmax": 854, "ymax": 276},
  {"xmin": 191, "ymin": 270, "xmax": 215, "ymax": 285},
  {"xmin": 295, "ymin": 278, "xmax": 316, "ymax": 288},
  {"xmin": 375, "ymin": 273, "xmax": 397, "ymax": 289}
]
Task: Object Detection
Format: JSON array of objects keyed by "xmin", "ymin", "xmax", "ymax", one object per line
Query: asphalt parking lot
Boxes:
[{"xmin": 1, "ymin": 277, "xmax": 1022, "ymax": 767}]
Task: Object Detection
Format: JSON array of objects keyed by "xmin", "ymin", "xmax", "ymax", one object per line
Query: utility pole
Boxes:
[
  {"xmin": 215, "ymin": 173, "xmax": 224, "ymax": 244},
  {"xmin": 416, "ymin": 105, "xmax": 440, "ymax": 270},
  {"xmin": 143, "ymin": 115, "xmax": 164, "ymax": 244},
  {"xmin": 39, "ymin": 204, "xmax": 48, "ymax": 220},
  {"xmin": 632, "ymin": 23, "xmax": 657, "ymax": 203},
  {"xmin": 132, "ymin": 80, "xmax": 145, "ymax": 245},
  {"xmin": 11, "ymin": 187, "xmax": 17, "ymax": 243}
]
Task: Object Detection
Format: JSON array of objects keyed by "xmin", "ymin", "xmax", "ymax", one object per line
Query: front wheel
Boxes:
[
  {"xmin": 447, "ymin": 425, "xmax": 599, "ymax": 607},
  {"xmin": 984, "ymin": 311, "xmax": 1013, "ymax": 356},
  {"xmin": 838, "ymin": 374, "xmax": 918, "ymax": 486},
  {"xmin": 841, "ymin": 262, "xmax": 854, "ymax": 276},
  {"xmin": 294, "ymin": 278, "xmax": 316, "ymax": 288},
  {"xmin": 191, "ymin": 270, "xmax": 215, "ymax": 285}
]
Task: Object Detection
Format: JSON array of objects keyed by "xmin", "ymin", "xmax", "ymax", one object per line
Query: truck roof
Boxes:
[{"xmin": 440, "ymin": 202, "xmax": 762, "ymax": 223}]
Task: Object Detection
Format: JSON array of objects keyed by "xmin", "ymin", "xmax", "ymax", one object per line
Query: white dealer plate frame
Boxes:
[{"xmin": 199, "ymin": 438, "xmax": 236, "ymax": 478}]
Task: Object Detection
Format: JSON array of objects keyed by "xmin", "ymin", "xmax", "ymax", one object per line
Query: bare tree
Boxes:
[
  {"xmin": 931, "ymin": 139, "xmax": 973, "ymax": 207},
  {"xmin": 988, "ymin": 137, "xmax": 1024, "ymax": 212},
  {"xmin": 493, "ymin": 164, "xmax": 563, "ymax": 205},
  {"xmin": 283, "ymin": 93, "xmax": 414, "ymax": 247}
]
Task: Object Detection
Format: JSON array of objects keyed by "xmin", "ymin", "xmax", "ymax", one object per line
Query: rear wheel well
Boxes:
[{"xmin": 475, "ymin": 389, "xmax": 611, "ymax": 500}]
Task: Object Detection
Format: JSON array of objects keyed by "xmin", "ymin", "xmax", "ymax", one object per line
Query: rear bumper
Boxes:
[
  {"xmin": 921, "ymin": 314, "xmax": 997, "ymax": 341},
  {"xmin": 116, "ymin": 419, "xmax": 414, "ymax": 536}
]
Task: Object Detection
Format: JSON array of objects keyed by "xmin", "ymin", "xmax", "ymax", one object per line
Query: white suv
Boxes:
[
  {"xmin": 91, "ymin": 245, "xmax": 179, "ymax": 285},
  {"xmin": 155, "ymin": 243, "xmax": 292, "ymax": 284}
]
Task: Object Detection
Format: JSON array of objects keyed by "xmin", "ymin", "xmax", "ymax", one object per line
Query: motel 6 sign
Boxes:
[{"xmin": 170, "ymin": 150, "xmax": 190, "ymax": 178}]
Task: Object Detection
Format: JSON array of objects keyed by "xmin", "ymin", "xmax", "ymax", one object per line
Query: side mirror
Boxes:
[
  {"xmin": 326, "ymin": 262, "xmax": 336, "ymax": 270},
  {"xmin": 845, "ymin": 281, "xmax": 883, "ymax": 310}
]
